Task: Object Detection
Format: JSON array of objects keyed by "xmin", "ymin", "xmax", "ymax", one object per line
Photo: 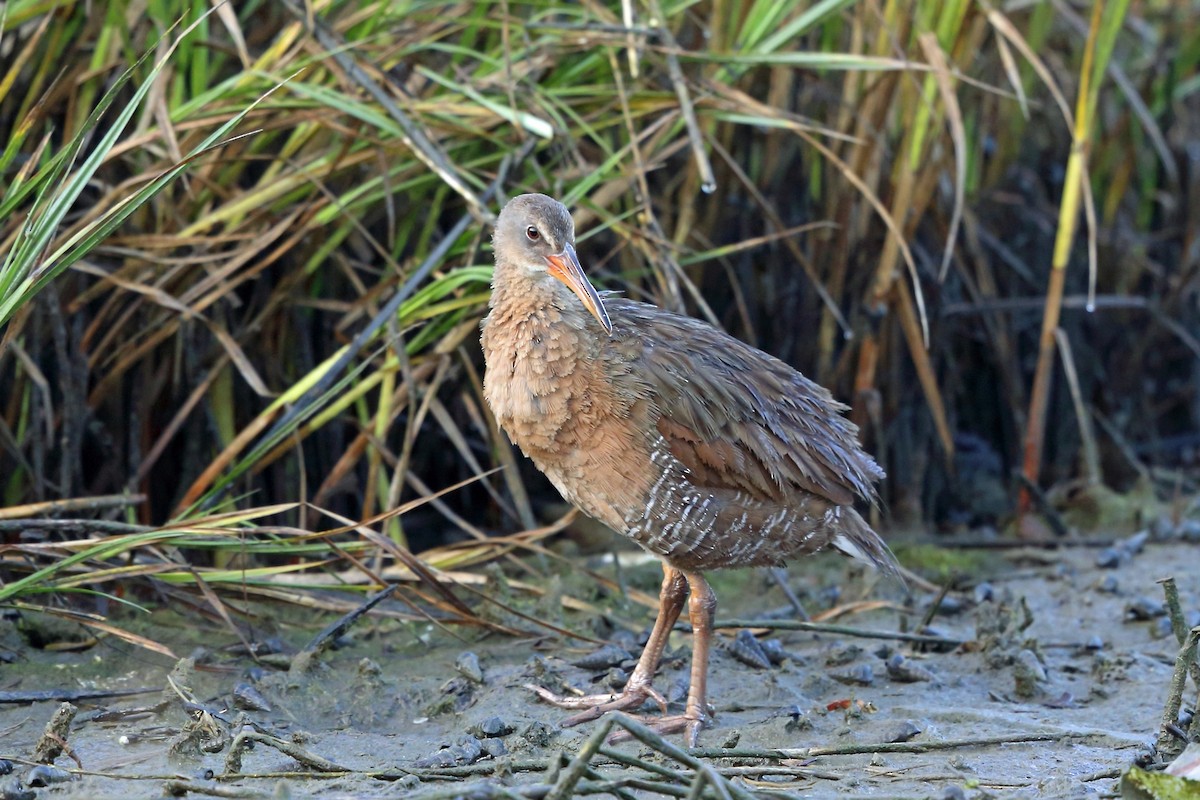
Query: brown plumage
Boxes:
[{"xmin": 482, "ymin": 193, "xmax": 895, "ymax": 745}]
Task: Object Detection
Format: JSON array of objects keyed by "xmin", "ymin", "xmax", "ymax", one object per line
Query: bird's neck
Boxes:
[{"xmin": 486, "ymin": 269, "xmax": 596, "ymax": 340}]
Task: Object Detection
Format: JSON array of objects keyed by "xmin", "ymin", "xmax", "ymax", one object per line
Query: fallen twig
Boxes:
[
  {"xmin": 0, "ymin": 494, "xmax": 145, "ymax": 520},
  {"xmin": 690, "ymin": 731, "xmax": 1093, "ymax": 759},
  {"xmin": 296, "ymin": 582, "xmax": 398, "ymax": 659},
  {"xmin": 697, "ymin": 619, "xmax": 965, "ymax": 648},
  {"xmin": 162, "ymin": 779, "xmax": 270, "ymax": 798},
  {"xmin": 223, "ymin": 729, "xmax": 347, "ymax": 774},
  {"xmin": 0, "ymin": 687, "xmax": 159, "ymax": 705},
  {"xmin": 1155, "ymin": 626, "xmax": 1200, "ymax": 761}
]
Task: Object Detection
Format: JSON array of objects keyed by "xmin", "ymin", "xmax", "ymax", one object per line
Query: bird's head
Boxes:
[{"xmin": 493, "ymin": 193, "xmax": 612, "ymax": 334}]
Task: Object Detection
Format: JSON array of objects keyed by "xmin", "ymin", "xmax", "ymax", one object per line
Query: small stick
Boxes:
[
  {"xmin": 161, "ymin": 779, "xmax": 267, "ymax": 798},
  {"xmin": 1158, "ymin": 578, "xmax": 1200, "ymax": 693},
  {"xmin": 611, "ymin": 714, "xmax": 754, "ymax": 800},
  {"xmin": 1158, "ymin": 577, "xmax": 1190, "ymax": 645},
  {"xmin": 296, "ymin": 583, "xmax": 398, "ymax": 658},
  {"xmin": 1191, "ymin": 686, "xmax": 1200, "ymax": 745},
  {"xmin": 1155, "ymin": 626, "xmax": 1200, "ymax": 761},
  {"xmin": 698, "ymin": 619, "xmax": 965, "ymax": 647},
  {"xmin": 909, "ymin": 536, "xmax": 1119, "ymax": 549},
  {"xmin": 0, "ymin": 687, "xmax": 158, "ymax": 705},
  {"xmin": 1013, "ymin": 472, "xmax": 1070, "ymax": 537},
  {"xmin": 223, "ymin": 729, "xmax": 347, "ymax": 774},
  {"xmin": 0, "ymin": 494, "xmax": 145, "ymax": 520},
  {"xmin": 546, "ymin": 717, "xmax": 613, "ymax": 800},
  {"xmin": 599, "ymin": 745, "xmax": 690, "ymax": 781},
  {"xmin": 689, "ymin": 732, "xmax": 1090, "ymax": 760},
  {"xmin": 767, "ymin": 567, "xmax": 810, "ymax": 621},
  {"xmin": 646, "ymin": 0, "xmax": 715, "ymax": 194},
  {"xmin": 917, "ymin": 580, "xmax": 954, "ymax": 632},
  {"xmin": 1054, "ymin": 329, "xmax": 1102, "ymax": 486}
]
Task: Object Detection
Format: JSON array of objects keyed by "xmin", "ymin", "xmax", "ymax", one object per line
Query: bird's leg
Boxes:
[
  {"xmin": 680, "ymin": 571, "xmax": 717, "ymax": 745},
  {"xmin": 609, "ymin": 570, "xmax": 716, "ymax": 746},
  {"xmin": 528, "ymin": 565, "xmax": 688, "ymax": 724}
]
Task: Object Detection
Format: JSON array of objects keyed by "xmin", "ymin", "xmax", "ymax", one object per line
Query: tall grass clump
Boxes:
[{"xmin": 0, "ymin": 1, "xmax": 1194, "ymax": 608}]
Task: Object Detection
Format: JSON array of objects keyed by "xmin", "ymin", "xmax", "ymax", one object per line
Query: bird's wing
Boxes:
[{"xmin": 609, "ymin": 299, "xmax": 882, "ymax": 507}]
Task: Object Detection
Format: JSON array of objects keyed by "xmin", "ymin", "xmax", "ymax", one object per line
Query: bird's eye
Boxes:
[{"xmin": 525, "ymin": 226, "xmax": 540, "ymax": 241}]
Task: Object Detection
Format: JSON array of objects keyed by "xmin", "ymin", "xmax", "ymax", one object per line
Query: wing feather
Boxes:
[{"xmin": 609, "ymin": 299, "xmax": 883, "ymax": 508}]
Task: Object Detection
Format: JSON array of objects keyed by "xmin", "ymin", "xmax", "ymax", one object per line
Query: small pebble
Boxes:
[
  {"xmin": 415, "ymin": 736, "xmax": 485, "ymax": 768},
  {"xmin": 1097, "ymin": 575, "xmax": 1120, "ymax": 594},
  {"xmin": 883, "ymin": 720, "xmax": 923, "ymax": 743},
  {"xmin": 1, "ymin": 782, "xmax": 36, "ymax": 800},
  {"xmin": 760, "ymin": 638, "xmax": 798, "ymax": 665},
  {"xmin": 245, "ymin": 666, "xmax": 269, "ymax": 682},
  {"xmin": 1179, "ymin": 519, "xmax": 1200, "ymax": 542},
  {"xmin": 824, "ymin": 643, "xmax": 863, "ymax": 666},
  {"xmin": 1097, "ymin": 531, "xmax": 1151, "ymax": 568},
  {"xmin": 609, "ymin": 629, "xmax": 638, "ymax": 651},
  {"xmin": 667, "ymin": 677, "xmax": 690, "ymax": 704},
  {"xmin": 1085, "ymin": 635, "xmax": 1104, "ymax": 651},
  {"xmin": 1043, "ymin": 691, "xmax": 1077, "ymax": 709},
  {"xmin": 886, "ymin": 653, "xmax": 935, "ymax": 683},
  {"xmin": 0, "ymin": 763, "xmax": 10, "ymax": 776},
  {"xmin": 455, "ymin": 651, "xmax": 484, "ymax": 684},
  {"xmin": 480, "ymin": 738, "xmax": 508, "ymax": 758},
  {"xmin": 25, "ymin": 765, "xmax": 75, "ymax": 787},
  {"xmin": 571, "ymin": 644, "xmax": 632, "ymax": 670},
  {"xmin": 930, "ymin": 595, "xmax": 965, "ymax": 616},
  {"xmin": 1126, "ymin": 596, "xmax": 1166, "ymax": 620},
  {"xmin": 831, "ymin": 663, "xmax": 874, "ymax": 686},
  {"xmin": 232, "ymin": 682, "xmax": 272, "ymax": 712},
  {"xmin": 470, "ymin": 716, "xmax": 514, "ymax": 738},
  {"xmin": 941, "ymin": 787, "xmax": 967, "ymax": 800},
  {"xmin": 728, "ymin": 630, "xmax": 771, "ymax": 669},
  {"xmin": 1124, "ymin": 530, "xmax": 1150, "ymax": 553},
  {"xmin": 605, "ymin": 667, "xmax": 628, "ymax": 690},
  {"xmin": 1150, "ymin": 515, "xmax": 1177, "ymax": 540},
  {"xmin": 973, "ymin": 582, "xmax": 995, "ymax": 603}
]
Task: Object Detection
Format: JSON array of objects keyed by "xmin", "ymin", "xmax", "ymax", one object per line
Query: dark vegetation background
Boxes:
[{"xmin": 0, "ymin": 0, "xmax": 1195, "ymax": 575}]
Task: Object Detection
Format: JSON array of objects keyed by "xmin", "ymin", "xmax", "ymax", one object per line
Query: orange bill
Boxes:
[{"xmin": 545, "ymin": 243, "xmax": 612, "ymax": 334}]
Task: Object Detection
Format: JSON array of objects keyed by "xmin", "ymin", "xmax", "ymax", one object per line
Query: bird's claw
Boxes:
[
  {"xmin": 527, "ymin": 682, "xmax": 709, "ymax": 745},
  {"xmin": 525, "ymin": 680, "xmax": 668, "ymax": 723}
]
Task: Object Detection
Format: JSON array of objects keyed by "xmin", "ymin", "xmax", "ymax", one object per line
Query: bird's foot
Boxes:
[
  {"xmin": 525, "ymin": 678, "xmax": 668, "ymax": 726},
  {"xmin": 527, "ymin": 682, "xmax": 712, "ymax": 746},
  {"xmin": 607, "ymin": 710, "xmax": 710, "ymax": 748}
]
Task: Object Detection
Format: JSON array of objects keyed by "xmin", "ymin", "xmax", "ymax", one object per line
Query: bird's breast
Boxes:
[{"xmin": 482, "ymin": 309, "xmax": 655, "ymax": 531}]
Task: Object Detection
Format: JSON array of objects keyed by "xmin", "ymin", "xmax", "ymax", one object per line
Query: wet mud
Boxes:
[{"xmin": 1, "ymin": 537, "xmax": 1197, "ymax": 799}]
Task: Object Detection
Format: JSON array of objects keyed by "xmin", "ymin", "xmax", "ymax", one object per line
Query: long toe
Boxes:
[
  {"xmin": 526, "ymin": 682, "xmax": 667, "ymax": 725},
  {"xmin": 606, "ymin": 711, "xmax": 709, "ymax": 746}
]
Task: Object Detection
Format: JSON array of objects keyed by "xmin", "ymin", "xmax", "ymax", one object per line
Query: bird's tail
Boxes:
[{"xmin": 831, "ymin": 507, "xmax": 903, "ymax": 582}]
